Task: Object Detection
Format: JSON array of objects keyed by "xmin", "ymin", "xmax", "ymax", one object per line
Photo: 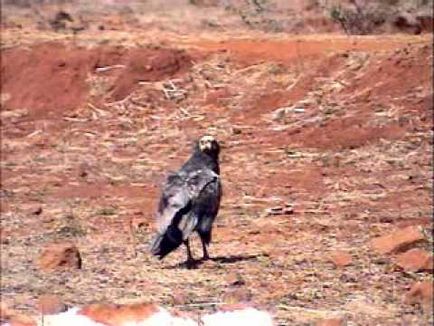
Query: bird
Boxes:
[{"xmin": 150, "ymin": 135, "xmax": 222, "ymax": 267}]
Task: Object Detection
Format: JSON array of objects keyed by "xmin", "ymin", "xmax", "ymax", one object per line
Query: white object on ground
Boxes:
[{"xmin": 2, "ymin": 306, "xmax": 273, "ymax": 326}]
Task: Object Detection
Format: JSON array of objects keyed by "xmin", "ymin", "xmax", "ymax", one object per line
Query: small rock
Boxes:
[
  {"xmin": 370, "ymin": 226, "xmax": 426, "ymax": 255},
  {"xmin": 37, "ymin": 295, "xmax": 67, "ymax": 315},
  {"xmin": 232, "ymin": 127, "xmax": 242, "ymax": 135},
  {"xmin": 226, "ymin": 273, "xmax": 245, "ymax": 286},
  {"xmin": 129, "ymin": 216, "xmax": 147, "ymax": 231},
  {"xmin": 316, "ymin": 318, "xmax": 344, "ymax": 326},
  {"xmin": 404, "ymin": 280, "xmax": 433, "ymax": 311},
  {"xmin": 78, "ymin": 162, "xmax": 90, "ymax": 178},
  {"xmin": 395, "ymin": 248, "xmax": 433, "ymax": 272},
  {"xmin": 32, "ymin": 206, "xmax": 43, "ymax": 215},
  {"xmin": 37, "ymin": 242, "xmax": 82, "ymax": 272},
  {"xmin": 265, "ymin": 204, "xmax": 294, "ymax": 216},
  {"xmin": 328, "ymin": 251, "xmax": 352, "ymax": 268}
]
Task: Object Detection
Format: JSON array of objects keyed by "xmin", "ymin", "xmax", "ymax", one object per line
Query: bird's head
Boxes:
[{"xmin": 197, "ymin": 135, "xmax": 220, "ymax": 158}]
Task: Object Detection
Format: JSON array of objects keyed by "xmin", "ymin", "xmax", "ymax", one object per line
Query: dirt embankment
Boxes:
[{"xmin": 1, "ymin": 43, "xmax": 191, "ymax": 119}]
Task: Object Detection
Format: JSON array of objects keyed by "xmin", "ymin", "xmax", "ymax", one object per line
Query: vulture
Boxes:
[{"xmin": 150, "ymin": 135, "xmax": 222, "ymax": 266}]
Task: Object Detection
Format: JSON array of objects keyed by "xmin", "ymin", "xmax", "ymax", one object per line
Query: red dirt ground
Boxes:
[
  {"xmin": 1, "ymin": 43, "xmax": 191, "ymax": 119},
  {"xmin": 1, "ymin": 27, "xmax": 433, "ymax": 325}
]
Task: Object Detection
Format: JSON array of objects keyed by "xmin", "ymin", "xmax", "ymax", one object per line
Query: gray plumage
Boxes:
[{"xmin": 150, "ymin": 135, "xmax": 222, "ymax": 265}]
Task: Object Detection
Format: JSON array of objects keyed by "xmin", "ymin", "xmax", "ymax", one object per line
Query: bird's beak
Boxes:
[
  {"xmin": 199, "ymin": 142, "xmax": 212, "ymax": 151},
  {"xmin": 204, "ymin": 142, "xmax": 212, "ymax": 150}
]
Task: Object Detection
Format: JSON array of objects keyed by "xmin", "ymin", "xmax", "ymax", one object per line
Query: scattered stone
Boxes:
[
  {"xmin": 395, "ymin": 248, "xmax": 433, "ymax": 272},
  {"xmin": 404, "ymin": 280, "xmax": 433, "ymax": 311},
  {"xmin": 232, "ymin": 127, "xmax": 242, "ymax": 135},
  {"xmin": 265, "ymin": 204, "xmax": 294, "ymax": 216},
  {"xmin": 370, "ymin": 226, "xmax": 426, "ymax": 255},
  {"xmin": 31, "ymin": 206, "xmax": 43, "ymax": 215},
  {"xmin": 226, "ymin": 273, "xmax": 245, "ymax": 286},
  {"xmin": 37, "ymin": 295, "xmax": 67, "ymax": 315},
  {"xmin": 130, "ymin": 216, "xmax": 148, "ymax": 231},
  {"xmin": 328, "ymin": 250, "xmax": 352, "ymax": 268},
  {"xmin": 78, "ymin": 162, "xmax": 90, "ymax": 178},
  {"xmin": 37, "ymin": 242, "xmax": 82, "ymax": 272},
  {"xmin": 316, "ymin": 318, "xmax": 344, "ymax": 326}
]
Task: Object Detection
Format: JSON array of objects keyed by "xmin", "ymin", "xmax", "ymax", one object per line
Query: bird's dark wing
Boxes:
[
  {"xmin": 155, "ymin": 171, "xmax": 191, "ymax": 236},
  {"xmin": 194, "ymin": 174, "xmax": 222, "ymax": 235},
  {"xmin": 151, "ymin": 169, "xmax": 219, "ymax": 257}
]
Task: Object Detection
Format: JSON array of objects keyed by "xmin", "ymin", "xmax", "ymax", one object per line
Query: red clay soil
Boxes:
[
  {"xmin": 1, "ymin": 42, "xmax": 91, "ymax": 119},
  {"xmin": 109, "ymin": 47, "xmax": 192, "ymax": 101},
  {"xmin": 195, "ymin": 37, "xmax": 410, "ymax": 66},
  {"xmin": 1, "ymin": 43, "xmax": 191, "ymax": 119}
]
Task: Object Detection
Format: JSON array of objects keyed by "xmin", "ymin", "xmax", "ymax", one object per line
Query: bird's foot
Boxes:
[{"xmin": 201, "ymin": 254, "xmax": 210, "ymax": 261}]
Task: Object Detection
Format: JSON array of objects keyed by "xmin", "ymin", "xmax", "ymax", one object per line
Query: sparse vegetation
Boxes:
[
  {"xmin": 328, "ymin": 0, "xmax": 433, "ymax": 34},
  {"xmin": 1, "ymin": 0, "xmax": 432, "ymax": 34}
]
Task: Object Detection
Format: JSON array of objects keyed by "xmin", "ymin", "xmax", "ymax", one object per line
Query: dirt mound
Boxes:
[
  {"xmin": 1, "ymin": 43, "xmax": 191, "ymax": 118},
  {"xmin": 1, "ymin": 42, "xmax": 92, "ymax": 119},
  {"xmin": 109, "ymin": 47, "xmax": 191, "ymax": 101},
  {"xmin": 344, "ymin": 44, "xmax": 432, "ymax": 101},
  {"xmin": 242, "ymin": 42, "xmax": 432, "ymax": 150}
]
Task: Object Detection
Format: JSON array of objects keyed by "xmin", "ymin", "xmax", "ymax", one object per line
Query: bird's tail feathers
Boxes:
[{"xmin": 150, "ymin": 225, "xmax": 183, "ymax": 260}]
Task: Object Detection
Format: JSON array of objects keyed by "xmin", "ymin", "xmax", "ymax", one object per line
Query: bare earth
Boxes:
[{"xmin": 1, "ymin": 25, "xmax": 433, "ymax": 325}]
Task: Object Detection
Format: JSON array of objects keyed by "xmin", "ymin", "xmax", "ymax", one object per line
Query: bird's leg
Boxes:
[
  {"xmin": 184, "ymin": 239, "xmax": 195, "ymax": 267},
  {"xmin": 201, "ymin": 237, "xmax": 210, "ymax": 261}
]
